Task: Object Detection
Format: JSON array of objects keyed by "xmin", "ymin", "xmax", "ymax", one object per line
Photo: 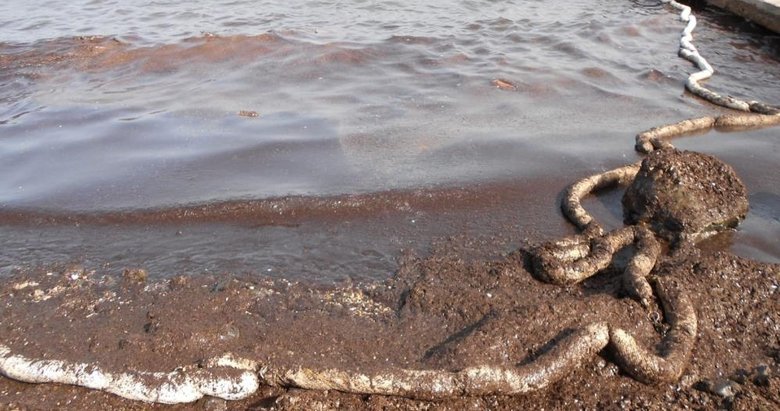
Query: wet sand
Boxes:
[{"xmin": 0, "ymin": 235, "xmax": 777, "ymax": 409}]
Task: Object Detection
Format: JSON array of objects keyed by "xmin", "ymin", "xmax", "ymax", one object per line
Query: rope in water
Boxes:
[
  {"xmin": 632, "ymin": 1, "xmax": 780, "ymax": 153},
  {"xmin": 664, "ymin": 0, "xmax": 780, "ymax": 114},
  {"xmin": 1, "ymin": 2, "xmax": 778, "ymax": 404}
]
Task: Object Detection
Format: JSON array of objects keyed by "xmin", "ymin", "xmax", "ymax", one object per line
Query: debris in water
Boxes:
[{"xmin": 491, "ymin": 79, "xmax": 517, "ymax": 91}]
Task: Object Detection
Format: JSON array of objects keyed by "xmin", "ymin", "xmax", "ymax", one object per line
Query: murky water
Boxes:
[{"xmin": 1, "ymin": 0, "xmax": 778, "ymax": 279}]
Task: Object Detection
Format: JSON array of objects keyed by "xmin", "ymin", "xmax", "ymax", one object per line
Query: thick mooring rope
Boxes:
[
  {"xmin": 0, "ymin": 2, "xmax": 778, "ymax": 404},
  {"xmin": 528, "ymin": 0, "xmax": 780, "ymax": 400}
]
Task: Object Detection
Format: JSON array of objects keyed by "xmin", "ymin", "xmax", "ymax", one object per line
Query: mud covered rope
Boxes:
[
  {"xmin": 536, "ymin": 158, "xmax": 679, "ymax": 306},
  {"xmin": 262, "ymin": 278, "xmax": 695, "ymax": 397},
  {"xmin": 0, "ymin": 313, "xmax": 688, "ymax": 402},
  {"xmin": 261, "ymin": 323, "xmax": 610, "ymax": 399},
  {"xmin": 529, "ymin": 177, "xmax": 695, "ymax": 387},
  {"xmin": 662, "ymin": 0, "xmax": 780, "ymax": 114},
  {"xmin": 532, "ymin": 225, "xmax": 660, "ymax": 307},
  {"xmin": 561, "ymin": 163, "xmax": 640, "ymax": 235},
  {"xmin": 610, "ymin": 277, "xmax": 697, "ymax": 384}
]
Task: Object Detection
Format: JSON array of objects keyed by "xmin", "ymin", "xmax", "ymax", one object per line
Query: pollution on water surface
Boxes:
[{"xmin": 0, "ymin": 0, "xmax": 779, "ymax": 409}]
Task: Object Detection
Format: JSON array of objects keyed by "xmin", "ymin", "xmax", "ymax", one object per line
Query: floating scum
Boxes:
[{"xmin": 1, "ymin": 0, "xmax": 779, "ymax": 404}]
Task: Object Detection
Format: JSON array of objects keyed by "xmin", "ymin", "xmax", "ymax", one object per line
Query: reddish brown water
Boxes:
[{"xmin": 1, "ymin": 1, "xmax": 778, "ymax": 280}]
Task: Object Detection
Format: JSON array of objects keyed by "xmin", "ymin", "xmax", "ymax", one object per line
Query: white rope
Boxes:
[
  {"xmin": 662, "ymin": 0, "xmax": 778, "ymax": 113},
  {"xmin": 0, "ymin": 345, "xmax": 259, "ymax": 404}
]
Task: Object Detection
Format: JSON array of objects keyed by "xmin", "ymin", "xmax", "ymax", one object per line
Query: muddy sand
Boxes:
[{"xmin": 0, "ymin": 225, "xmax": 777, "ymax": 409}]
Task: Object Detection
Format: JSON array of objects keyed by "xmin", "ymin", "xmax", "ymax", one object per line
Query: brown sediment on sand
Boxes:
[{"xmin": 0, "ymin": 244, "xmax": 777, "ymax": 409}]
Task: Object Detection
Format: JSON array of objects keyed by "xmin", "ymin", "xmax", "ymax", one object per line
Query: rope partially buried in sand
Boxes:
[
  {"xmin": 0, "ymin": 2, "xmax": 778, "ymax": 405},
  {"xmin": 264, "ymin": 322, "xmax": 611, "ymax": 399},
  {"xmin": 532, "ymin": 225, "xmax": 661, "ymax": 306}
]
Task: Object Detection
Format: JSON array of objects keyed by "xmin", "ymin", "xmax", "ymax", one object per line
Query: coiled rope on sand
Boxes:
[{"xmin": 0, "ymin": 1, "xmax": 778, "ymax": 404}]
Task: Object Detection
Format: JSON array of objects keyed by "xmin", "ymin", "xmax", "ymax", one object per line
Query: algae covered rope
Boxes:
[
  {"xmin": 609, "ymin": 276, "xmax": 697, "ymax": 383},
  {"xmin": 531, "ymin": 224, "xmax": 660, "ymax": 306},
  {"xmin": 561, "ymin": 163, "xmax": 641, "ymax": 235}
]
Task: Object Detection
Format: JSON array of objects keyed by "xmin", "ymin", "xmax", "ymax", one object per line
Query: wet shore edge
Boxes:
[{"xmin": 0, "ymin": 180, "xmax": 554, "ymax": 228}]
